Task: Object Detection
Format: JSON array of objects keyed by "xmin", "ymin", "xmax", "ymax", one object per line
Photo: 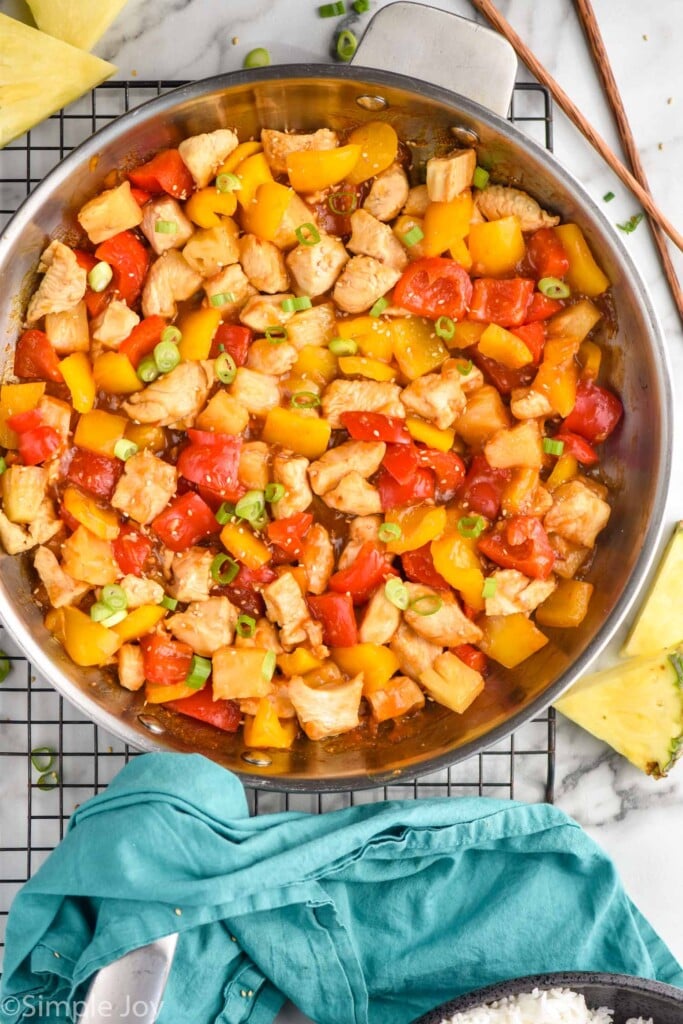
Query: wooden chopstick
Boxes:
[
  {"xmin": 573, "ymin": 0, "xmax": 683, "ymax": 325},
  {"xmin": 469, "ymin": 0, "xmax": 683, "ymax": 253}
]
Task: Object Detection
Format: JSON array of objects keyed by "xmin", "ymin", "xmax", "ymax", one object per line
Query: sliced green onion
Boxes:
[
  {"xmin": 369, "ymin": 296, "xmax": 389, "ymax": 318},
  {"xmin": 244, "ymin": 47, "xmax": 271, "ymax": 68},
  {"xmin": 385, "ymin": 577, "xmax": 409, "ymax": 610},
  {"xmin": 435, "ymin": 316, "xmax": 455, "ymax": 341},
  {"xmin": 402, "ymin": 225, "xmax": 424, "ymax": 247},
  {"xmin": 352, "ymin": 0, "xmax": 369, "ymax": 11},
  {"xmin": 216, "ymin": 172, "xmax": 241, "ymax": 193},
  {"xmin": 329, "ymin": 337, "xmax": 358, "ymax": 356},
  {"xmin": 153, "ymin": 340, "xmax": 181, "ymax": 374},
  {"xmin": 327, "ymin": 190, "xmax": 357, "ymax": 215},
  {"xmin": 113, "ymin": 438, "xmax": 137, "ymax": 462},
  {"xmin": 291, "ymin": 391, "xmax": 321, "ymax": 409},
  {"xmin": 262, "ymin": 650, "xmax": 277, "ymax": 681},
  {"xmin": 668, "ymin": 652, "xmax": 683, "ymax": 687},
  {"xmin": 456, "ymin": 359, "xmax": 473, "ymax": 376},
  {"xmin": 0, "ymin": 457, "xmax": 6, "ymax": 475},
  {"xmin": 543, "ymin": 437, "xmax": 565, "ymax": 456},
  {"xmin": 160, "ymin": 595, "xmax": 178, "ymax": 611},
  {"xmin": 265, "ymin": 482, "xmax": 285, "ymax": 503},
  {"xmin": 210, "ymin": 291, "xmax": 236, "ymax": 307},
  {"xmin": 472, "ymin": 166, "xmax": 490, "ymax": 190},
  {"xmin": 87, "ymin": 261, "xmax": 113, "ymax": 292},
  {"xmin": 336, "ymin": 28, "xmax": 358, "ymax": 62},
  {"xmin": 101, "ymin": 609, "xmax": 128, "ymax": 628},
  {"xmin": 210, "ymin": 552, "xmax": 239, "ymax": 585},
  {"xmin": 281, "ymin": 295, "xmax": 312, "ymax": 313},
  {"xmin": 101, "ymin": 583, "xmax": 128, "ymax": 611},
  {"xmin": 408, "ymin": 594, "xmax": 443, "ymax": 616},
  {"xmin": 216, "ymin": 501, "xmax": 236, "ymax": 525},
  {"xmin": 538, "ymin": 277, "xmax": 571, "ymax": 299},
  {"xmin": 295, "ymin": 223, "xmax": 321, "ymax": 246},
  {"xmin": 90, "ymin": 601, "xmax": 113, "ymax": 623},
  {"xmin": 617, "ymin": 213, "xmax": 644, "ymax": 234},
  {"xmin": 137, "ymin": 355, "xmax": 160, "ymax": 383},
  {"xmin": 319, "ymin": 0, "xmax": 345, "ymax": 15},
  {"xmin": 186, "ymin": 654, "xmax": 212, "ymax": 690},
  {"xmin": 161, "ymin": 325, "xmax": 182, "ymax": 345},
  {"xmin": 155, "ymin": 220, "xmax": 177, "ymax": 234},
  {"xmin": 0, "ymin": 650, "xmax": 10, "ymax": 684},
  {"xmin": 215, "ymin": 351, "xmax": 237, "ymax": 384},
  {"xmin": 457, "ymin": 515, "xmax": 485, "ymax": 539},
  {"xmin": 264, "ymin": 325, "xmax": 288, "ymax": 344},
  {"xmin": 603, "ymin": 191, "xmax": 615, "ymax": 202},
  {"xmin": 31, "ymin": 747, "xmax": 55, "ymax": 772},
  {"xmin": 236, "ymin": 614, "xmax": 256, "ymax": 638},
  {"xmin": 235, "ymin": 489, "xmax": 266, "ymax": 523},
  {"xmin": 482, "ymin": 578, "xmax": 497, "ymax": 599},
  {"xmin": 37, "ymin": 771, "xmax": 59, "ymax": 791},
  {"xmin": 378, "ymin": 522, "xmax": 402, "ymax": 543}
]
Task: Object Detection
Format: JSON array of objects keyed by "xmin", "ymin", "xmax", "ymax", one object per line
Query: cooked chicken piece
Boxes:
[
  {"xmin": 366, "ymin": 676, "xmax": 425, "ymax": 723},
  {"xmin": 44, "ymin": 301, "xmax": 89, "ymax": 354},
  {"xmin": 0, "ymin": 511, "xmax": 33, "ymax": 555},
  {"xmin": 391, "ymin": 621, "xmax": 443, "ymax": 682},
  {"xmin": 30, "ymin": 499, "xmax": 63, "ymax": 546},
  {"xmin": 286, "ymin": 302, "xmax": 337, "ymax": 350},
  {"xmin": 302, "ymin": 523, "xmax": 334, "ymax": 595},
  {"xmin": 2, "ymin": 465, "xmax": 48, "ymax": 524},
  {"xmin": 246, "ymin": 339, "xmax": 298, "ymax": 376},
  {"xmin": 322, "ymin": 472, "xmax": 382, "ymax": 516},
  {"xmin": 178, "ymin": 128, "xmax": 239, "ymax": 187},
  {"xmin": 510, "ymin": 387, "xmax": 554, "ymax": 420},
  {"xmin": 239, "ymin": 234, "xmax": 290, "ymax": 293},
  {"xmin": 168, "ymin": 596, "xmax": 238, "ymax": 656},
  {"xmin": 347, "ymin": 209, "xmax": 408, "ymax": 271},
  {"xmin": 288, "ymin": 673, "xmax": 363, "ymax": 740},
  {"xmin": 26, "ymin": 241, "xmax": 87, "ymax": 322},
  {"xmin": 484, "ymin": 569, "xmax": 557, "ymax": 617},
  {"xmin": 503, "ymin": 476, "xmax": 553, "ymax": 518},
  {"xmin": 286, "ymin": 233, "xmax": 349, "ymax": 296},
  {"xmin": 309, "ymin": 440, "xmax": 385, "ymax": 496},
  {"xmin": 426, "ymin": 149, "xmax": 476, "ymax": 202},
  {"xmin": 337, "ymin": 515, "xmax": 382, "ymax": 571},
  {"xmin": 142, "ymin": 251, "xmax": 203, "ymax": 319},
  {"xmin": 262, "ymin": 127, "xmax": 338, "ymax": 175},
  {"xmin": 239, "ymin": 293, "xmax": 295, "ymax": 331},
  {"xmin": 400, "ymin": 367, "xmax": 466, "ymax": 431},
  {"xmin": 204, "ymin": 262, "xmax": 256, "ymax": 315},
  {"xmin": 239, "ymin": 681, "xmax": 294, "ymax": 718},
  {"xmin": 170, "ymin": 547, "xmax": 214, "ymax": 602},
  {"xmin": 183, "ymin": 222, "xmax": 239, "ymax": 278},
  {"xmin": 363, "ymin": 162, "xmax": 410, "ymax": 222},
  {"xmin": 91, "ymin": 299, "xmax": 140, "ymax": 349},
  {"xmin": 119, "ymin": 574, "xmax": 165, "ymax": 609},
  {"xmin": 403, "ymin": 582, "xmax": 483, "ymax": 646},
  {"xmin": 443, "ymin": 358, "xmax": 484, "ymax": 395},
  {"xmin": 117, "ymin": 644, "xmax": 145, "ymax": 691},
  {"xmin": 476, "ymin": 184, "xmax": 560, "ymax": 231},
  {"xmin": 263, "ymin": 571, "xmax": 323, "ymax": 649},
  {"xmin": 544, "ymin": 479, "xmax": 611, "ymax": 549},
  {"xmin": 111, "ymin": 450, "xmax": 177, "ymax": 524},
  {"xmin": 77, "ymin": 181, "xmax": 143, "ymax": 244},
  {"xmin": 403, "ymin": 184, "xmax": 430, "ymax": 217},
  {"xmin": 322, "ymin": 378, "xmax": 404, "ymax": 428},
  {"xmin": 272, "ymin": 453, "xmax": 313, "ymax": 519},
  {"xmin": 238, "ymin": 440, "xmax": 270, "ymax": 491},
  {"xmin": 37, "ymin": 396, "xmax": 71, "ymax": 444},
  {"xmin": 333, "ymin": 255, "xmax": 401, "ymax": 315},
  {"xmin": 234, "ymin": 617, "xmax": 283, "ymax": 654},
  {"xmin": 123, "ymin": 361, "xmax": 212, "ymax": 428},
  {"xmin": 33, "ymin": 546, "xmax": 90, "ymax": 607},
  {"xmin": 140, "ymin": 196, "xmax": 194, "ymax": 255},
  {"xmin": 484, "ymin": 420, "xmax": 543, "ymax": 470},
  {"xmin": 230, "ymin": 367, "xmax": 280, "ymax": 417},
  {"xmin": 359, "ymin": 586, "xmax": 401, "ymax": 644},
  {"xmin": 547, "ymin": 533, "xmax": 590, "ymax": 580}
]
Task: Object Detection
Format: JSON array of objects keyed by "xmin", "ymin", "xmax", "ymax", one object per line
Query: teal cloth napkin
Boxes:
[{"xmin": 1, "ymin": 753, "xmax": 681, "ymax": 1024}]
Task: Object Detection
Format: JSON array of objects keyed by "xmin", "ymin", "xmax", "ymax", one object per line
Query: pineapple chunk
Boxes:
[
  {"xmin": 622, "ymin": 522, "xmax": 683, "ymax": 658},
  {"xmin": 1, "ymin": 466, "xmax": 47, "ymax": 524},
  {"xmin": 0, "ymin": 14, "xmax": 115, "ymax": 148},
  {"xmin": 45, "ymin": 300, "xmax": 89, "ymax": 354},
  {"xmin": 212, "ymin": 647, "xmax": 273, "ymax": 700},
  {"xmin": 554, "ymin": 647, "xmax": 683, "ymax": 778},
  {"xmin": 420, "ymin": 652, "xmax": 484, "ymax": 714},
  {"xmin": 26, "ymin": 0, "xmax": 129, "ymax": 51}
]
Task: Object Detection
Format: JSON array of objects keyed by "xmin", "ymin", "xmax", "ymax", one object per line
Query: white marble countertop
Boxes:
[{"xmin": 3, "ymin": 0, "xmax": 683, "ymax": 984}]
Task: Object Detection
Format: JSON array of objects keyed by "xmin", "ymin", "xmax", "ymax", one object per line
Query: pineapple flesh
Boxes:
[
  {"xmin": 26, "ymin": 0, "xmax": 129, "ymax": 51},
  {"xmin": 622, "ymin": 521, "xmax": 683, "ymax": 658}
]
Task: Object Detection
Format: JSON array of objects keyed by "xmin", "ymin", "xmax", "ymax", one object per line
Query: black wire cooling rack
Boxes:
[{"xmin": 0, "ymin": 80, "xmax": 557, "ymax": 966}]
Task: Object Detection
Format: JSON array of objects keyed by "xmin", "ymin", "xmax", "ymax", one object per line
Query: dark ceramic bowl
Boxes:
[{"xmin": 412, "ymin": 972, "xmax": 683, "ymax": 1023}]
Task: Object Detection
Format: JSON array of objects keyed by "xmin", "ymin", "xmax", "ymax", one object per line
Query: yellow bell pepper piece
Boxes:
[
  {"xmin": 145, "ymin": 681, "xmax": 201, "ymax": 704},
  {"xmin": 241, "ymin": 181, "xmax": 294, "ymax": 241},
  {"xmin": 286, "ymin": 144, "xmax": 361, "ymax": 192},
  {"xmin": 390, "ymin": 317, "xmax": 448, "ymax": 380},
  {"xmin": 332, "ymin": 644, "xmax": 400, "ymax": 696},
  {"xmin": 478, "ymin": 323, "xmax": 533, "ymax": 369},
  {"xmin": 92, "ymin": 352, "xmax": 143, "ymax": 395},
  {"xmin": 73, "ymin": 409, "xmax": 127, "ymax": 456},
  {"xmin": 45, "ymin": 607, "xmax": 66, "ymax": 643},
  {"xmin": 59, "ymin": 352, "xmax": 95, "ymax": 414},
  {"xmin": 392, "ymin": 215, "xmax": 425, "ymax": 260},
  {"xmin": 261, "ymin": 407, "xmax": 331, "ymax": 459},
  {"xmin": 243, "ymin": 698, "xmax": 298, "ymax": 749},
  {"xmin": 479, "ymin": 613, "xmax": 548, "ymax": 669},
  {"xmin": 62, "ymin": 525, "xmax": 119, "ymax": 586},
  {"xmin": 125, "ymin": 422, "xmax": 166, "ymax": 452},
  {"xmin": 61, "ymin": 606, "xmax": 122, "ymax": 666},
  {"xmin": 468, "ymin": 215, "xmax": 525, "ymax": 277},
  {"xmin": 235, "ymin": 152, "xmax": 274, "ymax": 207},
  {"xmin": 220, "ymin": 521, "xmax": 271, "ymax": 570},
  {"xmin": 578, "ymin": 339, "xmax": 602, "ymax": 380},
  {"xmin": 536, "ymin": 578, "xmax": 594, "ymax": 629},
  {"xmin": 385, "ymin": 505, "xmax": 447, "ymax": 555},
  {"xmin": 345, "ymin": 122, "xmax": 398, "ymax": 185},
  {"xmin": 431, "ymin": 532, "xmax": 485, "ymax": 611},
  {"xmin": 277, "ymin": 649, "xmax": 323, "ymax": 677},
  {"xmin": 185, "ymin": 187, "xmax": 238, "ymax": 228},
  {"xmin": 405, "ymin": 417, "xmax": 455, "ymax": 453},
  {"xmin": 217, "ymin": 140, "xmax": 262, "ymax": 176},
  {"xmin": 422, "ymin": 193, "xmax": 473, "ymax": 258},
  {"xmin": 63, "ymin": 487, "xmax": 120, "ymax": 541},
  {"xmin": 178, "ymin": 307, "xmax": 221, "ymax": 361},
  {"xmin": 553, "ymin": 223, "xmax": 610, "ymax": 296},
  {"xmin": 450, "ymin": 321, "xmax": 485, "ymax": 350},
  {"xmin": 449, "ymin": 236, "xmax": 473, "ymax": 272},
  {"xmin": 338, "ymin": 355, "xmax": 397, "ymax": 382},
  {"xmin": 533, "ymin": 338, "xmax": 579, "ymax": 417},
  {"xmin": 546, "ymin": 452, "xmax": 578, "ymax": 490},
  {"xmin": 0, "ymin": 382, "xmax": 45, "ymax": 448},
  {"xmin": 337, "ymin": 316, "xmax": 393, "ymax": 362},
  {"xmin": 294, "ymin": 346, "xmax": 338, "ymax": 385},
  {"xmin": 112, "ymin": 605, "xmax": 167, "ymax": 643}
]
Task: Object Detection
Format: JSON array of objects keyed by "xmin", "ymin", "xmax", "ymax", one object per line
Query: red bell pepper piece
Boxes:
[
  {"xmin": 6, "ymin": 409, "xmax": 43, "ymax": 433},
  {"xmin": 13, "ymin": 329, "xmax": 63, "ymax": 383},
  {"xmin": 393, "ymin": 256, "xmax": 473, "ymax": 320},
  {"xmin": 457, "ymin": 455, "xmax": 511, "ymax": 520},
  {"xmin": 119, "ymin": 316, "xmax": 167, "ymax": 368},
  {"xmin": 112, "ymin": 523, "xmax": 153, "ymax": 577},
  {"xmin": 140, "ymin": 634, "xmax": 193, "ymax": 686},
  {"xmin": 128, "ymin": 149, "xmax": 194, "ymax": 200},
  {"xmin": 210, "ymin": 323, "xmax": 253, "ymax": 364},
  {"xmin": 524, "ymin": 291, "xmax": 564, "ymax": 322},
  {"xmin": 417, "ymin": 447, "xmax": 466, "ymax": 494},
  {"xmin": 527, "ymin": 228, "xmax": 569, "ymax": 279},
  {"xmin": 510, "ymin": 321, "xmax": 545, "ymax": 364},
  {"xmin": 17, "ymin": 426, "xmax": 60, "ymax": 465},
  {"xmin": 178, "ymin": 431, "xmax": 242, "ymax": 499},
  {"xmin": 165, "ymin": 686, "xmax": 241, "ymax": 733},
  {"xmin": 66, "ymin": 448, "xmax": 123, "ymax": 500},
  {"xmin": 74, "ymin": 249, "xmax": 113, "ymax": 318},
  {"xmin": 235, "ymin": 563, "xmax": 278, "ymax": 587},
  {"xmin": 328, "ymin": 542, "xmax": 391, "ymax": 605},
  {"xmin": 130, "ymin": 187, "xmax": 152, "ymax": 206},
  {"xmin": 470, "ymin": 349, "xmax": 534, "ymax": 395},
  {"xmin": 468, "ymin": 278, "xmax": 535, "ymax": 327},
  {"xmin": 151, "ymin": 492, "xmax": 219, "ymax": 552},
  {"xmin": 308, "ymin": 592, "xmax": 358, "ymax": 647},
  {"xmin": 561, "ymin": 379, "xmax": 623, "ymax": 444},
  {"xmin": 401, "ymin": 543, "xmax": 449, "ymax": 589},
  {"xmin": 340, "ymin": 411, "xmax": 411, "ymax": 444},
  {"xmin": 95, "ymin": 231, "xmax": 150, "ymax": 307},
  {"xmin": 478, "ymin": 515, "xmax": 556, "ymax": 580},
  {"xmin": 378, "ymin": 466, "xmax": 435, "ymax": 511},
  {"xmin": 553, "ymin": 431, "xmax": 599, "ymax": 466},
  {"xmin": 382, "ymin": 443, "xmax": 420, "ymax": 484},
  {"xmin": 454, "ymin": 644, "xmax": 489, "ymax": 675},
  {"xmin": 266, "ymin": 512, "xmax": 313, "ymax": 559}
]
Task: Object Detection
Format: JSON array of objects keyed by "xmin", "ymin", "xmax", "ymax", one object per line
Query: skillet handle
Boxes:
[{"xmin": 352, "ymin": 1, "xmax": 517, "ymax": 116}]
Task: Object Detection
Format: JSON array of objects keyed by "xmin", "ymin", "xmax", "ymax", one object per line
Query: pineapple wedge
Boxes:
[
  {"xmin": 26, "ymin": 0, "xmax": 129, "ymax": 52},
  {"xmin": 0, "ymin": 15, "xmax": 115, "ymax": 149},
  {"xmin": 622, "ymin": 521, "xmax": 683, "ymax": 658},
  {"xmin": 554, "ymin": 647, "xmax": 683, "ymax": 778}
]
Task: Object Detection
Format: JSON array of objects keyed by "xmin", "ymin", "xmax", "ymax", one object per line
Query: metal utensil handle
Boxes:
[
  {"xmin": 77, "ymin": 933, "xmax": 178, "ymax": 1023},
  {"xmin": 352, "ymin": 1, "xmax": 517, "ymax": 116}
]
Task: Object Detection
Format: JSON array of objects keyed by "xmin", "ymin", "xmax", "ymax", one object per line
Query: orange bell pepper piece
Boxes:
[
  {"xmin": 261, "ymin": 407, "xmax": 331, "ymax": 459},
  {"xmin": 468, "ymin": 215, "xmax": 525, "ymax": 277},
  {"xmin": 235, "ymin": 152, "xmax": 274, "ymax": 207},
  {"xmin": 217, "ymin": 140, "xmax": 262, "ymax": 176},
  {"xmin": 553, "ymin": 224, "xmax": 610, "ymax": 296},
  {"xmin": 59, "ymin": 352, "xmax": 95, "ymax": 413},
  {"xmin": 431, "ymin": 532, "xmax": 485, "ymax": 611},
  {"xmin": 112, "ymin": 605, "xmax": 167, "ymax": 643},
  {"xmin": 384, "ymin": 505, "xmax": 447, "ymax": 555},
  {"xmin": 478, "ymin": 323, "xmax": 533, "ymax": 369},
  {"xmin": 345, "ymin": 122, "xmax": 398, "ymax": 185},
  {"xmin": 63, "ymin": 486, "xmax": 120, "ymax": 540},
  {"xmin": 422, "ymin": 192, "xmax": 473, "ymax": 258},
  {"xmin": 286, "ymin": 144, "xmax": 361, "ymax": 192},
  {"xmin": 479, "ymin": 613, "xmax": 548, "ymax": 668},
  {"xmin": 220, "ymin": 521, "xmax": 271, "ymax": 570},
  {"xmin": 185, "ymin": 187, "xmax": 238, "ymax": 228},
  {"xmin": 331, "ymin": 644, "xmax": 400, "ymax": 696},
  {"xmin": 405, "ymin": 417, "xmax": 455, "ymax": 453},
  {"xmin": 92, "ymin": 352, "xmax": 143, "ymax": 395},
  {"xmin": 61, "ymin": 606, "xmax": 122, "ymax": 666},
  {"xmin": 241, "ymin": 181, "xmax": 293, "ymax": 241},
  {"xmin": 178, "ymin": 307, "xmax": 222, "ymax": 361},
  {"xmin": 338, "ymin": 355, "xmax": 397, "ymax": 381},
  {"xmin": 73, "ymin": 409, "xmax": 127, "ymax": 456},
  {"xmin": 243, "ymin": 697, "xmax": 298, "ymax": 749}
]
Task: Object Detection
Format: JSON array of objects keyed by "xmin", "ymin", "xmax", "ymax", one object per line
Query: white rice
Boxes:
[{"xmin": 440, "ymin": 986, "xmax": 654, "ymax": 1024}]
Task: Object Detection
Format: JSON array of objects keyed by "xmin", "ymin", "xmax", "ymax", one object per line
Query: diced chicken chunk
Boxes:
[
  {"xmin": 77, "ymin": 181, "xmax": 143, "ymax": 245},
  {"xmin": 45, "ymin": 301, "xmax": 89, "ymax": 354},
  {"xmin": 390, "ymin": 621, "xmax": 443, "ymax": 682},
  {"xmin": 286, "ymin": 234, "xmax": 349, "ymax": 297},
  {"xmin": 234, "ymin": 617, "xmax": 283, "ymax": 654},
  {"xmin": 178, "ymin": 128, "xmax": 239, "ymax": 187},
  {"xmin": 119, "ymin": 574, "xmax": 165, "ymax": 609},
  {"xmin": 426, "ymin": 149, "xmax": 476, "ymax": 202},
  {"xmin": 476, "ymin": 184, "xmax": 560, "ymax": 231},
  {"xmin": 91, "ymin": 299, "xmax": 140, "ymax": 349},
  {"xmin": 239, "ymin": 681, "xmax": 294, "ymax": 718},
  {"xmin": 238, "ymin": 441, "xmax": 270, "ymax": 491},
  {"xmin": 547, "ymin": 533, "xmax": 590, "ymax": 580},
  {"xmin": 544, "ymin": 479, "xmax": 611, "ymax": 548},
  {"xmin": 117, "ymin": 644, "xmax": 145, "ymax": 691},
  {"xmin": 363, "ymin": 163, "xmax": 410, "ymax": 222},
  {"xmin": 37, "ymin": 396, "xmax": 71, "ymax": 444},
  {"xmin": 485, "ymin": 569, "xmax": 557, "ymax": 616},
  {"xmin": 26, "ymin": 241, "xmax": 87, "ymax": 322},
  {"xmin": 239, "ymin": 293, "xmax": 294, "ymax": 331},
  {"xmin": 347, "ymin": 209, "xmax": 408, "ymax": 271},
  {"xmin": 0, "ymin": 511, "xmax": 33, "ymax": 555},
  {"xmin": 338, "ymin": 515, "xmax": 381, "ymax": 571},
  {"xmin": 272, "ymin": 453, "xmax": 313, "ymax": 519},
  {"xmin": 484, "ymin": 420, "xmax": 543, "ymax": 470},
  {"xmin": 230, "ymin": 367, "xmax": 280, "ymax": 417},
  {"xmin": 302, "ymin": 523, "xmax": 334, "ymax": 595},
  {"xmin": 404, "ymin": 582, "xmax": 483, "ymax": 646},
  {"xmin": 367, "ymin": 676, "xmax": 425, "ymax": 723},
  {"xmin": 168, "ymin": 596, "xmax": 238, "ymax": 656},
  {"xmin": 400, "ymin": 367, "xmax": 466, "ymax": 430},
  {"xmin": 309, "ymin": 440, "xmax": 385, "ymax": 496},
  {"xmin": 239, "ymin": 235, "xmax": 290, "ymax": 293},
  {"xmin": 263, "ymin": 571, "xmax": 323, "ymax": 649},
  {"xmin": 322, "ymin": 378, "xmax": 404, "ymax": 428},
  {"xmin": 183, "ymin": 223, "xmax": 240, "ymax": 278},
  {"xmin": 359, "ymin": 586, "xmax": 401, "ymax": 644},
  {"xmin": 111, "ymin": 450, "xmax": 177, "ymax": 524},
  {"xmin": 288, "ymin": 674, "xmax": 363, "ymax": 740},
  {"xmin": 286, "ymin": 302, "xmax": 337, "ymax": 350},
  {"xmin": 247, "ymin": 339, "xmax": 298, "ymax": 376},
  {"xmin": 170, "ymin": 547, "xmax": 214, "ymax": 602},
  {"xmin": 0, "ymin": 497, "xmax": 61, "ymax": 555},
  {"xmin": 140, "ymin": 196, "xmax": 194, "ymax": 255},
  {"xmin": 403, "ymin": 184, "xmax": 430, "ymax": 217},
  {"xmin": 204, "ymin": 262, "xmax": 256, "ymax": 315},
  {"xmin": 33, "ymin": 546, "xmax": 90, "ymax": 607},
  {"xmin": 446, "ymin": 358, "xmax": 484, "ymax": 395},
  {"xmin": 142, "ymin": 250, "xmax": 202, "ymax": 318},
  {"xmin": 333, "ymin": 255, "xmax": 401, "ymax": 315},
  {"xmin": 510, "ymin": 387, "xmax": 554, "ymax": 420},
  {"xmin": 123, "ymin": 361, "xmax": 212, "ymax": 427},
  {"xmin": 262, "ymin": 127, "xmax": 338, "ymax": 175},
  {"xmin": 322, "ymin": 472, "xmax": 382, "ymax": 515}
]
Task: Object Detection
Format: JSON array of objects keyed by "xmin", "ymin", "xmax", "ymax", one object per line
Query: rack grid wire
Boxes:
[{"xmin": 0, "ymin": 80, "xmax": 556, "ymax": 967}]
